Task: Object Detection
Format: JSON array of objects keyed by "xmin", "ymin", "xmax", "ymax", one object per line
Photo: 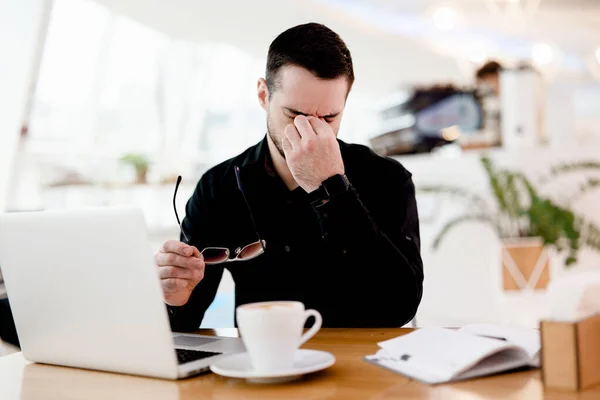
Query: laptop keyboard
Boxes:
[{"xmin": 175, "ymin": 348, "xmax": 222, "ymax": 365}]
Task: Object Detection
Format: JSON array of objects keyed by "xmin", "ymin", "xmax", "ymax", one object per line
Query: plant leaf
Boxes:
[
  {"xmin": 481, "ymin": 156, "xmax": 509, "ymax": 212},
  {"xmin": 549, "ymin": 161, "xmax": 600, "ymax": 177}
]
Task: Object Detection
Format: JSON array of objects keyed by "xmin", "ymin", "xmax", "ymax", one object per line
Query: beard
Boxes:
[{"xmin": 267, "ymin": 114, "xmax": 286, "ymax": 160}]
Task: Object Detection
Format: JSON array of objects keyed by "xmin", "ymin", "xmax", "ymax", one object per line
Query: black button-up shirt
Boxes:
[{"xmin": 168, "ymin": 136, "xmax": 423, "ymax": 329}]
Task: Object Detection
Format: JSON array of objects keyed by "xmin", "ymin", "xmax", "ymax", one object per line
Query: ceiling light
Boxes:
[
  {"xmin": 532, "ymin": 43, "xmax": 554, "ymax": 66},
  {"xmin": 432, "ymin": 7, "xmax": 457, "ymax": 30},
  {"xmin": 595, "ymin": 48, "xmax": 600, "ymax": 64}
]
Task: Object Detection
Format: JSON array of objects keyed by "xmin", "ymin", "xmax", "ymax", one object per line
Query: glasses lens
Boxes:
[
  {"xmin": 202, "ymin": 248, "xmax": 229, "ymax": 264},
  {"xmin": 238, "ymin": 241, "xmax": 265, "ymax": 260}
]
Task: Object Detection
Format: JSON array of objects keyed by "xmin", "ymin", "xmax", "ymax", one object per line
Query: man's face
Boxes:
[
  {"xmin": 257, "ymin": 65, "xmax": 349, "ymax": 158},
  {"xmin": 477, "ymin": 74, "xmax": 500, "ymax": 96}
]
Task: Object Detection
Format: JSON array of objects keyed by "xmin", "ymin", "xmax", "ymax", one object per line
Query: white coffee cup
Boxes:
[{"xmin": 236, "ymin": 301, "xmax": 322, "ymax": 373}]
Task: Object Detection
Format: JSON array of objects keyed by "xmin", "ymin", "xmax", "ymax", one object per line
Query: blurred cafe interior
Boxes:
[{"xmin": 3, "ymin": 0, "xmax": 600, "ymax": 339}]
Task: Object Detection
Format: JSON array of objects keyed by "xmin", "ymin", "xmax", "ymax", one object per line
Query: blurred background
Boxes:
[{"xmin": 3, "ymin": 0, "xmax": 600, "ymax": 332}]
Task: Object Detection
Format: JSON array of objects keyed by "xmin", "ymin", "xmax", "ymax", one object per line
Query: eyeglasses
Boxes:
[{"xmin": 173, "ymin": 165, "xmax": 266, "ymax": 265}]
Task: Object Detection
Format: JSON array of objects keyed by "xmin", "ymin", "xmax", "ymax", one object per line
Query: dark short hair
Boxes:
[
  {"xmin": 266, "ymin": 23, "xmax": 354, "ymax": 94},
  {"xmin": 476, "ymin": 61, "xmax": 503, "ymax": 79}
]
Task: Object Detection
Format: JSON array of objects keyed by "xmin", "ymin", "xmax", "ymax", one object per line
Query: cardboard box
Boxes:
[{"xmin": 541, "ymin": 313, "xmax": 600, "ymax": 391}]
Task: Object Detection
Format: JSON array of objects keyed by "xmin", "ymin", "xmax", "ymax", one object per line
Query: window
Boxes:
[
  {"xmin": 28, "ymin": 0, "xmax": 267, "ymax": 178},
  {"xmin": 26, "ymin": 0, "xmax": 371, "ymax": 185}
]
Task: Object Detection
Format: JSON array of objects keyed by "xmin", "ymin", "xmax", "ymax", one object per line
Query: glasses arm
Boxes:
[
  {"xmin": 173, "ymin": 176, "xmax": 190, "ymax": 243},
  {"xmin": 234, "ymin": 166, "xmax": 264, "ymax": 250}
]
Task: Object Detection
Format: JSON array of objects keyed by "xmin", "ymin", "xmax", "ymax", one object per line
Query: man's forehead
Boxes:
[
  {"xmin": 274, "ymin": 67, "xmax": 348, "ymax": 114},
  {"xmin": 278, "ymin": 66, "xmax": 347, "ymax": 91}
]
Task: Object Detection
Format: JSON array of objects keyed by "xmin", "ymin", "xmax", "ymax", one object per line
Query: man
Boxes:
[
  {"xmin": 475, "ymin": 60, "xmax": 504, "ymax": 145},
  {"xmin": 155, "ymin": 23, "xmax": 423, "ymax": 330},
  {"xmin": 475, "ymin": 60, "xmax": 503, "ymax": 97}
]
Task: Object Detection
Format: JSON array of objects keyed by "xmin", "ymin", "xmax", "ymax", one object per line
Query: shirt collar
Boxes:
[
  {"xmin": 240, "ymin": 134, "xmax": 276, "ymax": 177},
  {"xmin": 263, "ymin": 142, "xmax": 277, "ymax": 178},
  {"xmin": 242, "ymin": 135, "xmax": 308, "ymax": 201}
]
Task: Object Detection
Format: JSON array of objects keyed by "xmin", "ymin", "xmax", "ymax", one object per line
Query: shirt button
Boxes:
[
  {"xmin": 341, "ymin": 249, "xmax": 347, "ymax": 255},
  {"xmin": 285, "ymin": 245, "xmax": 291, "ymax": 253},
  {"xmin": 323, "ymin": 212, "xmax": 329, "ymax": 219},
  {"xmin": 287, "ymin": 199, "xmax": 293, "ymax": 206}
]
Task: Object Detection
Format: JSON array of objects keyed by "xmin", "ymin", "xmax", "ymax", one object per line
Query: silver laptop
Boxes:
[{"xmin": 0, "ymin": 206, "xmax": 243, "ymax": 379}]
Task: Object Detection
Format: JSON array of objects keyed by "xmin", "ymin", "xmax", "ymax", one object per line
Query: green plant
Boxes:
[
  {"xmin": 120, "ymin": 153, "xmax": 149, "ymax": 170},
  {"xmin": 120, "ymin": 153, "xmax": 149, "ymax": 184},
  {"xmin": 543, "ymin": 161, "xmax": 600, "ymax": 205},
  {"xmin": 422, "ymin": 156, "xmax": 600, "ymax": 266}
]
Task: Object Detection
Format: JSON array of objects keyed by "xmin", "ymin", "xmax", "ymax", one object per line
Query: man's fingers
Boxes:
[
  {"xmin": 307, "ymin": 116, "xmax": 331, "ymax": 136},
  {"xmin": 161, "ymin": 240, "xmax": 196, "ymax": 256},
  {"xmin": 284, "ymin": 124, "xmax": 301, "ymax": 148},
  {"xmin": 159, "ymin": 265, "xmax": 203, "ymax": 281},
  {"xmin": 294, "ymin": 115, "xmax": 316, "ymax": 137},
  {"xmin": 161, "ymin": 278, "xmax": 189, "ymax": 293},
  {"xmin": 191, "ymin": 247, "xmax": 201, "ymax": 258},
  {"xmin": 155, "ymin": 252, "xmax": 203, "ymax": 269},
  {"xmin": 281, "ymin": 135, "xmax": 293, "ymax": 156}
]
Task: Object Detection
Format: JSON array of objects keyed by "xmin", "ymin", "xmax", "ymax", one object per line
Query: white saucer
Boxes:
[{"xmin": 209, "ymin": 349, "xmax": 336, "ymax": 383}]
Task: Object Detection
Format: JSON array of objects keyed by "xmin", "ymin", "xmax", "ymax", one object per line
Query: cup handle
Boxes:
[{"xmin": 299, "ymin": 309, "xmax": 322, "ymax": 346}]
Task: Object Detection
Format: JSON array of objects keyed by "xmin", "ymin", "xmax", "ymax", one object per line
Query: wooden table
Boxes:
[{"xmin": 1, "ymin": 328, "xmax": 599, "ymax": 399}]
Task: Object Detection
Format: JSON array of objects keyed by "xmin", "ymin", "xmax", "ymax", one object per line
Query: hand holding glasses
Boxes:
[{"xmin": 173, "ymin": 166, "xmax": 266, "ymax": 265}]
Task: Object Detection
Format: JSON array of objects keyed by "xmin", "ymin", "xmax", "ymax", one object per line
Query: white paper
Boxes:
[
  {"xmin": 457, "ymin": 323, "xmax": 540, "ymax": 365},
  {"xmin": 454, "ymin": 348, "xmax": 531, "ymax": 381},
  {"xmin": 365, "ymin": 351, "xmax": 445, "ymax": 384},
  {"xmin": 373, "ymin": 327, "xmax": 526, "ymax": 383}
]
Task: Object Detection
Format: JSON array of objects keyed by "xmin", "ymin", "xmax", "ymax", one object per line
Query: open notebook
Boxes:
[{"xmin": 364, "ymin": 323, "xmax": 540, "ymax": 385}]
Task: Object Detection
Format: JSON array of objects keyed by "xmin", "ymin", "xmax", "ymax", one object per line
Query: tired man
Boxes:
[{"xmin": 155, "ymin": 23, "xmax": 423, "ymax": 329}]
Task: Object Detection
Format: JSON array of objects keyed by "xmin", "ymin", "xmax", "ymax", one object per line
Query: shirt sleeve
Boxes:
[
  {"xmin": 311, "ymin": 175, "xmax": 424, "ymax": 326},
  {"xmin": 167, "ymin": 177, "xmax": 224, "ymax": 332}
]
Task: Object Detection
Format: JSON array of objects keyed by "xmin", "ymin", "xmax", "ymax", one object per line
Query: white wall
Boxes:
[
  {"xmin": 0, "ymin": 0, "xmax": 51, "ymax": 212},
  {"xmin": 91, "ymin": 0, "xmax": 467, "ymax": 97}
]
